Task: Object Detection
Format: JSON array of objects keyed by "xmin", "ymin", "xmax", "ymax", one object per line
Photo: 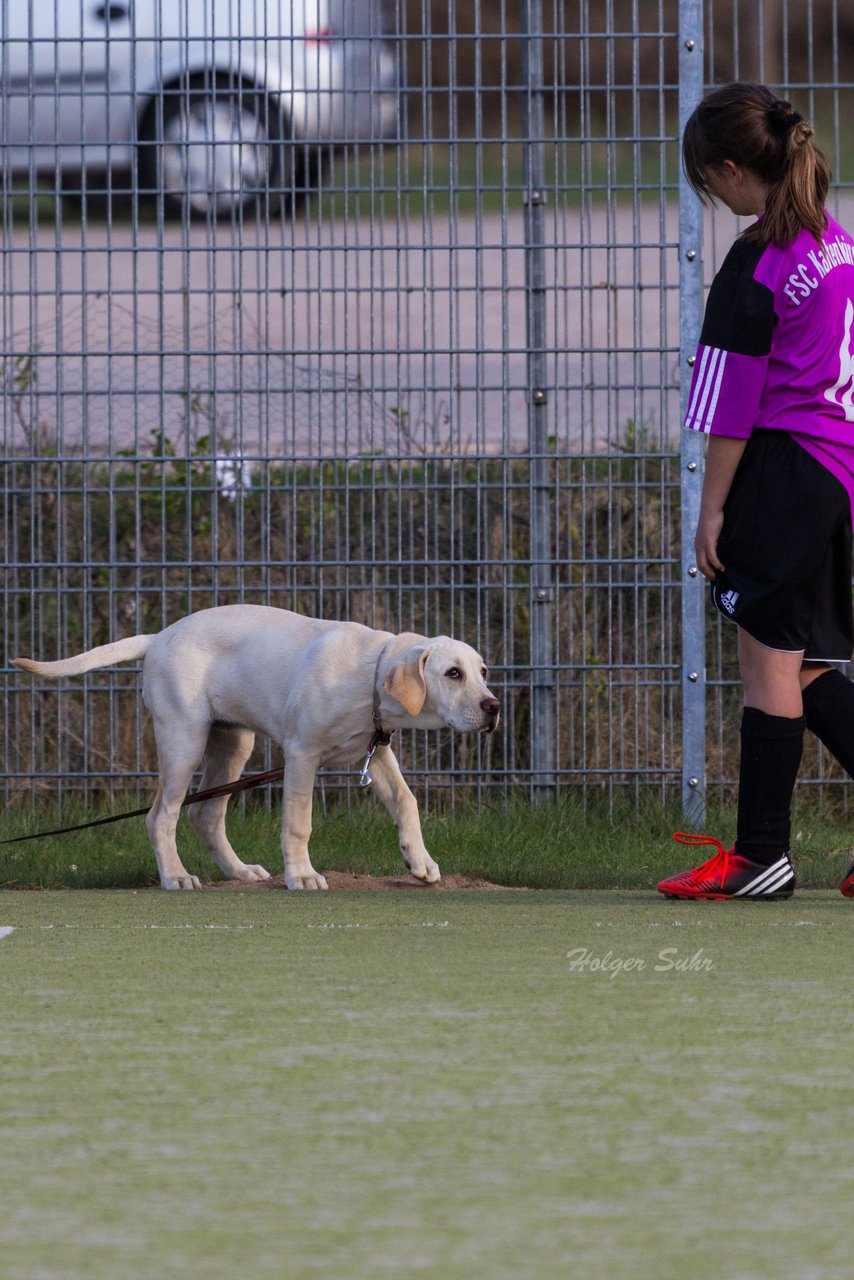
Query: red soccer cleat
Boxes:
[
  {"xmin": 658, "ymin": 832, "xmax": 796, "ymax": 900},
  {"xmin": 840, "ymin": 862, "xmax": 854, "ymax": 897}
]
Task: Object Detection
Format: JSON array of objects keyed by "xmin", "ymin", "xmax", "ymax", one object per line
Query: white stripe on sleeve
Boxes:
[{"xmin": 684, "ymin": 346, "xmax": 728, "ymax": 433}]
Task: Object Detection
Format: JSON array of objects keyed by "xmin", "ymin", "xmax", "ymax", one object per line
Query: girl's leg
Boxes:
[
  {"xmin": 660, "ymin": 631, "xmax": 807, "ymax": 898},
  {"xmin": 800, "ymin": 663, "xmax": 854, "ymax": 777},
  {"xmin": 799, "ymin": 663, "xmax": 854, "ymax": 895},
  {"xmin": 737, "ymin": 629, "xmax": 807, "ymax": 715},
  {"xmin": 734, "ymin": 629, "xmax": 806, "ymax": 863}
]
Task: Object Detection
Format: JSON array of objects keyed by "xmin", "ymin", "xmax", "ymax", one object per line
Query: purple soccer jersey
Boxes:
[{"xmin": 685, "ymin": 213, "xmax": 854, "ymax": 510}]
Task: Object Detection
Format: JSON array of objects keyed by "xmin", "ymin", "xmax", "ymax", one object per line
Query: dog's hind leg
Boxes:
[
  {"xmin": 365, "ymin": 746, "xmax": 440, "ymax": 883},
  {"xmin": 146, "ymin": 721, "xmax": 211, "ymax": 890},
  {"xmin": 187, "ymin": 724, "xmax": 272, "ymax": 884}
]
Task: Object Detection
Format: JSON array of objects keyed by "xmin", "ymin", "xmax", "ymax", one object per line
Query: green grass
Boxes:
[
  {"xmin": 2, "ymin": 796, "xmax": 853, "ymax": 891},
  {"xmin": 0, "ymin": 888, "xmax": 852, "ymax": 1280}
]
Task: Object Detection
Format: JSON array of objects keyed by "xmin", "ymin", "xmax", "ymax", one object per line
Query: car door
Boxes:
[{"xmin": 1, "ymin": 0, "xmax": 136, "ymax": 173}]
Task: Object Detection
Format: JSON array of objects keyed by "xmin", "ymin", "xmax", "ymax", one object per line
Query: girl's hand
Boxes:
[
  {"xmin": 694, "ymin": 507, "xmax": 725, "ymax": 581},
  {"xmin": 693, "ymin": 435, "xmax": 748, "ymax": 581}
]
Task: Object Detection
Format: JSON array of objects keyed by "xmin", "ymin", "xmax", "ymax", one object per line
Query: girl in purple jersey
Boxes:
[{"xmin": 659, "ymin": 82, "xmax": 854, "ymax": 900}]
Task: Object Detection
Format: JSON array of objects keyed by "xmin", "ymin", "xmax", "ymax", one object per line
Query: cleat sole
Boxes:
[{"xmin": 660, "ymin": 887, "xmax": 795, "ymax": 901}]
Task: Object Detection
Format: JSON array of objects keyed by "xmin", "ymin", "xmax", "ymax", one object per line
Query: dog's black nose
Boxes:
[{"xmin": 481, "ymin": 698, "xmax": 501, "ymax": 717}]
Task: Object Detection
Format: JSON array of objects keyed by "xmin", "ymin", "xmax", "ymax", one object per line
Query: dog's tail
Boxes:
[{"xmin": 13, "ymin": 635, "xmax": 154, "ymax": 679}]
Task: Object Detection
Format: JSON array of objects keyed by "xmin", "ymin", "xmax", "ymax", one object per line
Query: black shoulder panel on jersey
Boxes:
[{"xmin": 699, "ymin": 239, "xmax": 776, "ymax": 357}]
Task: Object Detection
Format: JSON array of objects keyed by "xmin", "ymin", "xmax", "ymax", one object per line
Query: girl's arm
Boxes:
[{"xmin": 694, "ymin": 434, "xmax": 749, "ymax": 580}]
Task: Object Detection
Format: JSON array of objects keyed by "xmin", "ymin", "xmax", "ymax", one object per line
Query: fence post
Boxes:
[
  {"xmin": 520, "ymin": 0, "xmax": 556, "ymax": 799},
  {"xmin": 679, "ymin": 0, "xmax": 706, "ymax": 823}
]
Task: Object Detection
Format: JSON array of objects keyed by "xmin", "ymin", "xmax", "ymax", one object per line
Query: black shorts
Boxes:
[{"xmin": 710, "ymin": 430, "xmax": 854, "ymax": 660}]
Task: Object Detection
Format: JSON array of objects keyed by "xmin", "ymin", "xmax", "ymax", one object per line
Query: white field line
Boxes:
[{"xmin": 13, "ymin": 921, "xmax": 451, "ymax": 932}]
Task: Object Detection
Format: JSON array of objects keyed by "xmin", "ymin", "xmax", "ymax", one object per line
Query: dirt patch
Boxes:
[{"xmin": 208, "ymin": 871, "xmax": 521, "ymax": 892}]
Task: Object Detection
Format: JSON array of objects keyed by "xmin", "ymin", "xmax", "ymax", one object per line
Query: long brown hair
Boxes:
[{"xmin": 682, "ymin": 82, "xmax": 830, "ymax": 247}]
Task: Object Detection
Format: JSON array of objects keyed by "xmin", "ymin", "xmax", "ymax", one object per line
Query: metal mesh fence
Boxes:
[{"xmin": 2, "ymin": 1, "xmax": 853, "ymax": 816}]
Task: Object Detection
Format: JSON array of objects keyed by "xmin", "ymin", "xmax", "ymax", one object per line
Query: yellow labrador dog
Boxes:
[{"xmin": 14, "ymin": 606, "xmax": 500, "ymax": 890}]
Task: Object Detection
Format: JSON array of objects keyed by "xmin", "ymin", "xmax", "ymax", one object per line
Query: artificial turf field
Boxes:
[{"xmin": 1, "ymin": 888, "xmax": 852, "ymax": 1280}]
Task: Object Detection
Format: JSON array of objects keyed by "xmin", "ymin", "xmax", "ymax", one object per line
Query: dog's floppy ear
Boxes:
[{"xmin": 384, "ymin": 646, "xmax": 430, "ymax": 716}]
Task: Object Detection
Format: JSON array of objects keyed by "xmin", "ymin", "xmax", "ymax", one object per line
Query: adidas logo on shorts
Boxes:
[{"xmin": 719, "ymin": 588, "xmax": 739, "ymax": 615}]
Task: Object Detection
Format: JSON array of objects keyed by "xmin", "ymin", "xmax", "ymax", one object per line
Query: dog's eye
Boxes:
[
  {"xmin": 445, "ymin": 667, "xmax": 463, "ymax": 681},
  {"xmin": 481, "ymin": 667, "xmax": 488, "ymax": 679}
]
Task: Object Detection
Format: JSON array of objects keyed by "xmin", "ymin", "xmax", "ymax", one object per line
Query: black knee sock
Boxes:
[
  {"xmin": 736, "ymin": 707, "xmax": 805, "ymax": 864},
  {"xmin": 802, "ymin": 668, "xmax": 854, "ymax": 778}
]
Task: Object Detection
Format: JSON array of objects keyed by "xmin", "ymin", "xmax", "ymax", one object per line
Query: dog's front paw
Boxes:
[
  {"xmin": 231, "ymin": 863, "xmax": 272, "ymax": 884},
  {"xmin": 161, "ymin": 872, "xmax": 203, "ymax": 890},
  {"xmin": 407, "ymin": 855, "xmax": 441, "ymax": 884},
  {"xmin": 284, "ymin": 870, "xmax": 329, "ymax": 891}
]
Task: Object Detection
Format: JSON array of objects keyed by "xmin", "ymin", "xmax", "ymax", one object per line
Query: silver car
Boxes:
[{"xmin": 0, "ymin": 0, "xmax": 399, "ymax": 218}]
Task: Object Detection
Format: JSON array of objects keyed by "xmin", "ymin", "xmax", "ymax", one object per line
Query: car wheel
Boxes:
[{"xmin": 140, "ymin": 76, "xmax": 293, "ymax": 220}]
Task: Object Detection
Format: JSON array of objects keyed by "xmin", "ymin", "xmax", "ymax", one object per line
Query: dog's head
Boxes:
[{"xmin": 383, "ymin": 637, "xmax": 500, "ymax": 734}]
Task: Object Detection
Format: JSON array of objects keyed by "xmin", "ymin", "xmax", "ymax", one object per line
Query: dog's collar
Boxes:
[
  {"xmin": 371, "ymin": 641, "xmax": 393, "ymax": 748},
  {"xmin": 360, "ymin": 643, "xmax": 393, "ymax": 788}
]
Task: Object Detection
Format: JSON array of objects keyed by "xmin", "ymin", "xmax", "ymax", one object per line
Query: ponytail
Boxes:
[
  {"xmin": 758, "ymin": 117, "xmax": 829, "ymax": 248},
  {"xmin": 682, "ymin": 82, "xmax": 830, "ymax": 247}
]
